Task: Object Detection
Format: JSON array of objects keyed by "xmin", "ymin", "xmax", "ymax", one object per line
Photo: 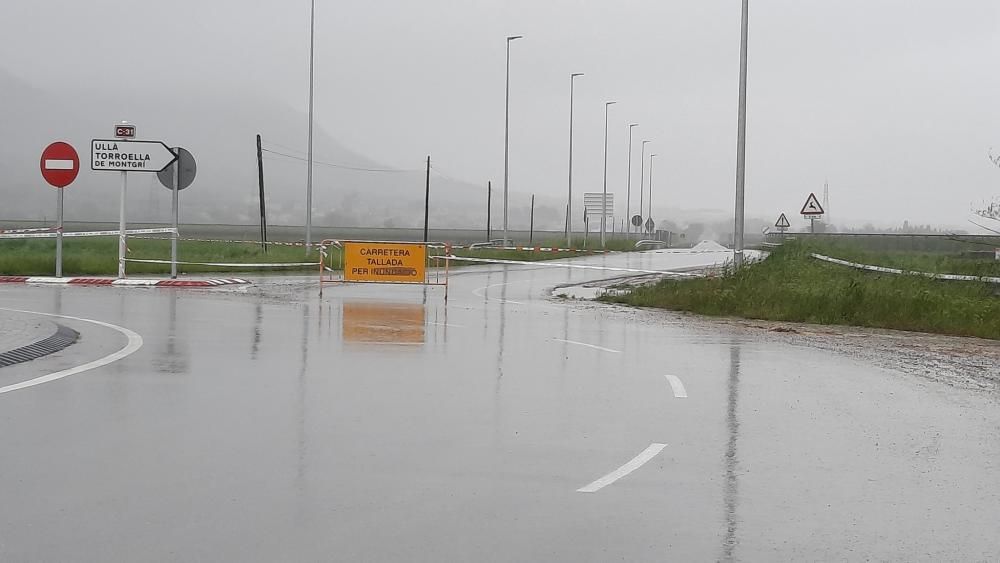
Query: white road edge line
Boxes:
[
  {"xmin": 471, "ymin": 281, "xmax": 527, "ymax": 305},
  {"xmin": 0, "ymin": 308, "xmax": 143, "ymax": 395},
  {"xmin": 552, "ymin": 338, "xmax": 622, "ymax": 354},
  {"xmin": 577, "ymin": 443, "xmax": 668, "ymax": 493},
  {"xmin": 663, "ymin": 374, "xmax": 688, "ymax": 398}
]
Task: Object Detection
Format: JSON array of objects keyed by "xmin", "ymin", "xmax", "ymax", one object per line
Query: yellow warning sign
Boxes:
[
  {"xmin": 343, "ymin": 242, "xmax": 427, "ymax": 283},
  {"xmin": 343, "ymin": 302, "xmax": 425, "ymax": 344}
]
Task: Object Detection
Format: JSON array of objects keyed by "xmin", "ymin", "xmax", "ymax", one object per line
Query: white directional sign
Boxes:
[
  {"xmin": 583, "ymin": 192, "xmax": 614, "ymax": 217},
  {"xmin": 800, "ymin": 193, "xmax": 824, "ymax": 216},
  {"xmin": 91, "ymin": 139, "xmax": 177, "ymax": 172}
]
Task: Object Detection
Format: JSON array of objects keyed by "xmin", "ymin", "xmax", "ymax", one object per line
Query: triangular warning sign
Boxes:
[
  {"xmin": 775, "ymin": 213, "xmax": 790, "ymax": 228},
  {"xmin": 800, "ymin": 193, "xmax": 824, "ymax": 216}
]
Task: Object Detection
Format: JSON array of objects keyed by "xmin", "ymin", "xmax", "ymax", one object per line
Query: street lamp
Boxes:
[
  {"xmin": 601, "ymin": 100, "xmax": 616, "ymax": 248},
  {"xmin": 305, "ymin": 0, "xmax": 316, "ymax": 250},
  {"xmin": 503, "ymin": 34, "xmax": 523, "ymax": 246},
  {"xmin": 648, "ymin": 154, "xmax": 658, "ymax": 232},
  {"xmin": 625, "ymin": 123, "xmax": 638, "ymax": 236},
  {"xmin": 734, "ymin": 0, "xmax": 749, "ymax": 267},
  {"xmin": 638, "ymin": 140, "xmax": 650, "ymax": 238},
  {"xmin": 566, "ymin": 72, "xmax": 584, "ymax": 248}
]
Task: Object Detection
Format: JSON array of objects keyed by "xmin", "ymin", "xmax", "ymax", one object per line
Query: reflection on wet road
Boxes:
[{"xmin": 0, "ymin": 249, "xmax": 998, "ymax": 561}]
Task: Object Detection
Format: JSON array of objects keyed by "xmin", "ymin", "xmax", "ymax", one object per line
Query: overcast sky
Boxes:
[{"xmin": 3, "ymin": 0, "xmax": 999, "ymax": 229}]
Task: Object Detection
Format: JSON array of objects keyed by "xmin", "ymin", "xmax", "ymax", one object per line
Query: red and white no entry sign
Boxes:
[{"xmin": 40, "ymin": 141, "xmax": 80, "ymax": 188}]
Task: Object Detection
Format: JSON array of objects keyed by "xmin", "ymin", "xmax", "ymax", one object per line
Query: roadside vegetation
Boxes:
[
  {"xmin": 803, "ymin": 241, "xmax": 1000, "ymax": 278},
  {"xmin": 0, "ymin": 238, "xmax": 329, "ymax": 276},
  {"xmin": 0, "ymin": 235, "xmax": 647, "ymax": 276},
  {"xmin": 600, "ymin": 240, "xmax": 1000, "ymax": 340}
]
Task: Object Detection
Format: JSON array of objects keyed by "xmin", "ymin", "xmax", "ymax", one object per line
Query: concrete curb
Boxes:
[{"xmin": 0, "ymin": 276, "xmax": 250, "ymax": 288}]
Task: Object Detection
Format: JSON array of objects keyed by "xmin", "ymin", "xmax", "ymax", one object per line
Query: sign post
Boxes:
[
  {"xmin": 320, "ymin": 240, "xmax": 449, "ymax": 299},
  {"xmin": 92, "ymin": 124, "xmax": 178, "ymax": 279},
  {"xmin": 774, "ymin": 212, "xmax": 791, "ymax": 235},
  {"xmin": 799, "ymin": 193, "xmax": 825, "ymax": 234},
  {"xmin": 39, "ymin": 142, "xmax": 80, "ymax": 277},
  {"xmin": 157, "ymin": 148, "xmax": 197, "ymax": 279}
]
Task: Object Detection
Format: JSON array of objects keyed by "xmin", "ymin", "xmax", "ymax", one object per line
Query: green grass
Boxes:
[
  {"xmin": 807, "ymin": 242, "xmax": 1000, "ymax": 278},
  {"xmin": 0, "ymin": 238, "xmax": 330, "ymax": 276},
  {"xmin": 600, "ymin": 240, "xmax": 1000, "ymax": 339},
  {"xmin": 0, "ymin": 236, "xmax": 619, "ymax": 276}
]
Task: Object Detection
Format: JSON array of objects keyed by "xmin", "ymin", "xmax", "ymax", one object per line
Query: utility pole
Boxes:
[
  {"xmin": 486, "ymin": 181, "xmax": 492, "ymax": 241},
  {"xmin": 305, "ymin": 0, "xmax": 316, "ymax": 250},
  {"xmin": 256, "ymin": 134, "xmax": 268, "ymax": 253},
  {"xmin": 529, "ymin": 194, "xmax": 535, "ymax": 245},
  {"xmin": 503, "ymin": 34, "xmax": 523, "ymax": 246},
  {"xmin": 733, "ymin": 0, "xmax": 750, "ymax": 268},
  {"xmin": 423, "ymin": 156, "xmax": 431, "ymax": 242},
  {"xmin": 601, "ymin": 100, "xmax": 616, "ymax": 248},
  {"xmin": 625, "ymin": 123, "xmax": 638, "ymax": 237},
  {"xmin": 566, "ymin": 72, "xmax": 584, "ymax": 248},
  {"xmin": 638, "ymin": 140, "xmax": 650, "ymax": 239}
]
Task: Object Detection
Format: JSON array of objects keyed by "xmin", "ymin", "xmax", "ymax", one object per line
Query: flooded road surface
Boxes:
[{"xmin": 0, "ymin": 249, "xmax": 998, "ymax": 561}]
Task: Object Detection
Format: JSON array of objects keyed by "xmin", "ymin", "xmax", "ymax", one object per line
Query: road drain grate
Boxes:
[{"xmin": 0, "ymin": 325, "xmax": 80, "ymax": 368}]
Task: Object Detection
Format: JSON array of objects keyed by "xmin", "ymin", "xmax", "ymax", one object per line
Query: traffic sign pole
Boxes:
[
  {"xmin": 56, "ymin": 188, "xmax": 63, "ymax": 277},
  {"xmin": 171, "ymin": 155, "xmax": 179, "ymax": 279},
  {"xmin": 40, "ymin": 141, "xmax": 81, "ymax": 277},
  {"xmin": 118, "ymin": 170, "xmax": 127, "ymax": 279}
]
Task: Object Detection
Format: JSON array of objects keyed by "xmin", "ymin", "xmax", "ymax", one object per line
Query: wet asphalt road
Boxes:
[{"xmin": 0, "ymin": 250, "xmax": 998, "ymax": 562}]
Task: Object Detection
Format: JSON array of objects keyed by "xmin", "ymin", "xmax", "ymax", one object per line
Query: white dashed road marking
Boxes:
[
  {"xmin": 577, "ymin": 443, "xmax": 668, "ymax": 493},
  {"xmin": 663, "ymin": 374, "xmax": 688, "ymax": 398}
]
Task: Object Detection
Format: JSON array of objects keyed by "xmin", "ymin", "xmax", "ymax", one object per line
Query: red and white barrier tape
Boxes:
[
  {"xmin": 0, "ymin": 227, "xmax": 177, "ymax": 239},
  {"xmin": 0, "ymin": 226, "xmax": 60, "ymax": 234},
  {"xmin": 124, "ymin": 258, "xmax": 317, "ymax": 268},
  {"xmin": 0, "ymin": 276, "xmax": 249, "ymax": 287},
  {"xmin": 434, "ymin": 254, "xmax": 694, "ymax": 276},
  {"xmin": 811, "ymin": 253, "xmax": 1000, "ymax": 284}
]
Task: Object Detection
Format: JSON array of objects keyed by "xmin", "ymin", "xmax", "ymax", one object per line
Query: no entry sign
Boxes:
[{"xmin": 40, "ymin": 142, "xmax": 80, "ymax": 188}]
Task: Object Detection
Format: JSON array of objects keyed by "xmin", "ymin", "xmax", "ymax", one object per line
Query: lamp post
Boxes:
[
  {"xmin": 734, "ymin": 0, "xmax": 749, "ymax": 267},
  {"xmin": 305, "ymin": 0, "xmax": 316, "ymax": 250},
  {"xmin": 566, "ymin": 72, "xmax": 584, "ymax": 248},
  {"xmin": 503, "ymin": 34, "xmax": 523, "ymax": 246},
  {"xmin": 625, "ymin": 123, "xmax": 638, "ymax": 236},
  {"xmin": 601, "ymin": 100, "xmax": 616, "ymax": 248},
  {"xmin": 638, "ymin": 140, "xmax": 650, "ymax": 237},
  {"xmin": 648, "ymin": 154, "xmax": 657, "ymax": 232}
]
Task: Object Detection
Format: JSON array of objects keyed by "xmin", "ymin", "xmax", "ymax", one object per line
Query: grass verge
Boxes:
[
  {"xmin": 0, "ymin": 236, "xmax": 617, "ymax": 276},
  {"xmin": 805, "ymin": 241, "xmax": 1000, "ymax": 278},
  {"xmin": 0, "ymin": 238, "xmax": 328, "ymax": 276},
  {"xmin": 599, "ymin": 240, "xmax": 1000, "ymax": 340}
]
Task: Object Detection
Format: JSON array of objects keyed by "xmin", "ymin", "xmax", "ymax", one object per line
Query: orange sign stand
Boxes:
[{"xmin": 319, "ymin": 240, "xmax": 450, "ymax": 300}]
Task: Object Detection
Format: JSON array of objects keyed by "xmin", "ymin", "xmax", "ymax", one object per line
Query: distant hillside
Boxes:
[{"xmin": 0, "ymin": 67, "xmax": 567, "ymax": 230}]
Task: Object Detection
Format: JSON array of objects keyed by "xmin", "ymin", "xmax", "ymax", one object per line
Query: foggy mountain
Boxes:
[
  {"xmin": 0, "ymin": 67, "xmax": 568, "ymax": 231},
  {"xmin": 0, "ymin": 67, "xmax": 769, "ymax": 240}
]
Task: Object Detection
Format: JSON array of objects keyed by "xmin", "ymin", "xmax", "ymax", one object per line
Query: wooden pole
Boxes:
[
  {"xmin": 256, "ymin": 134, "xmax": 268, "ymax": 253},
  {"xmin": 529, "ymin": 194, "xmax": 535, "ymax": 245},
  {"xmin": 423, "ymin": 156, "xmax": 431, "ymax": 242}
]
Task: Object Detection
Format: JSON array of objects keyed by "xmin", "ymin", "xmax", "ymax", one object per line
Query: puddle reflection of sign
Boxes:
[
  {"xmin": 344, "ymin": 242, "xmax": 426, "ymax": 283},
  {"xmin": 343, "ymin": 302, "xmax": 425, "ymax": 344}
]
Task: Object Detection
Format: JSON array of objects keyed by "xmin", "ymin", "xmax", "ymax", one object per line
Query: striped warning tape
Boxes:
[
  {"xmin": 131, "ymin": 236, "xmax": 316, "ymax": 248},
  {"xmin": 434, "ymin": 245, "xmax": 601, "ymax": 253},
  {"xmin": 0, "ymin": 227, "xmax": 60, "ymax": 234},
  {"xmin": 0, "ymin": 276, "xmax": 249, "ymax": 287},
  {"xmin": 0, "ymin": 228, "xmax": 177, "ymax": 239},
  {"xmin": 124, "ymin": 258, "xmax": 318, "ymax": 268},
  {"xmin": 434, "ymin": 254, "xmax": 695, "ymax": 276}
]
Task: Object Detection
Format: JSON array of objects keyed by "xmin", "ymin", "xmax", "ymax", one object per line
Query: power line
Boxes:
[{"xmin": 260, "ymin": 148, "xmax": 419, "ymax": 173}]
